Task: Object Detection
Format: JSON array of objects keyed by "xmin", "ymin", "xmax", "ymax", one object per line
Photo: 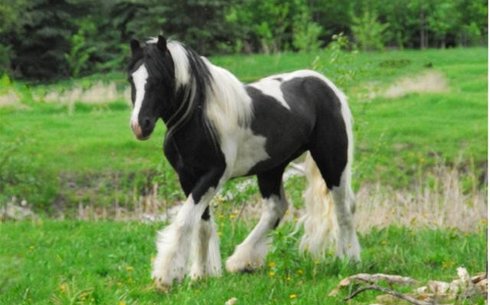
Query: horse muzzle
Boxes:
[{"xmin": 131, "ymin": 121, "xmax": 151, "ymax": 141}]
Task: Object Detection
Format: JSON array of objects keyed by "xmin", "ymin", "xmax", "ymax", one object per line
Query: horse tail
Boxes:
[{"xmin": 297, "ymin": 152, "xmax": 339, "ymax": 259}]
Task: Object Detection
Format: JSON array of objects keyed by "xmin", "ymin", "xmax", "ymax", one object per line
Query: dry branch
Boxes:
[
  {"xmin": 328, "ymin": 273, "xmax": 418, "ymax": 297},
  {"xmin": 329, "ymin": 268, "xmax": 487, "ymax": 305},
  {"xmin": 345, "ymin": 285, "xmax": 432, "ymax": 305}
]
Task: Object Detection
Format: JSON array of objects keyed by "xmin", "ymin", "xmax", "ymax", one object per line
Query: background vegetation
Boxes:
[{"xmin": 0, "ymin": 0, "xmax": 487, "ymax": 80}]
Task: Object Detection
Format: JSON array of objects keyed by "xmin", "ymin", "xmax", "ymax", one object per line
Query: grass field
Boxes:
[
  {"xmin": 0, "ymin": 47, "xmax": 487, "ymax": 304},
  {"xmin": 0, "ymin": 221, "xmax": 486, "ymax": 305}
]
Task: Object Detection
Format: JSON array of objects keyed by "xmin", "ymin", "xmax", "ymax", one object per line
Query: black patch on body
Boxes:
[{"xmin": 246, "ymin": 76, "xmax": 349, "ymax": 189}]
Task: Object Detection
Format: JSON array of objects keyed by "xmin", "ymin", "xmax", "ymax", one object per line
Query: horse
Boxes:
[{"xmin": 127, "ymin": 35, "xmax": 360, "ymax": 290}]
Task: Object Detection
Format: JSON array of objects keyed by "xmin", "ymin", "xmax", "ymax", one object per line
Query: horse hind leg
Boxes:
[
  {"xmin": 308, "ymin": 139, "xmax": 360, "ymax": 261},
  {"xmin": 329, "ymin": 171, "xmax": 360, "ymax": 261},
  {"xmin": 226, "ymin": 166, "xmax": 288, "ymax": 272}
]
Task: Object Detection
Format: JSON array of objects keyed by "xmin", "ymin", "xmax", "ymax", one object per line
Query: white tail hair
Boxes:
[{"xmin": 297, "ymin": 152, "xmax": 339, "ymax": 259}]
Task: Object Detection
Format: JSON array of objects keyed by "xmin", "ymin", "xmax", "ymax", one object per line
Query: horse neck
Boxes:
[{"xmin": 163, "ymin": 76, "xmax": 204, "ymax": 136}]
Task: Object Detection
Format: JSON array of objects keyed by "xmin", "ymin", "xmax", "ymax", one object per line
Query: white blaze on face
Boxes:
[{"xmin": 130, "ymin": 64, "xmax": 149, "ymax": 129}]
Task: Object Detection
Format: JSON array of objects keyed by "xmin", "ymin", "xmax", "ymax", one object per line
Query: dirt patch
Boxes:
[
  {"xmin": 383, "ymin": 70, "xmax": 449, "ymax": 98},
  {"xmin": 0, "ymin": 82, "xmax": 130, "ymax": 108},
  {"xmin": 43, "ymin": 82, "xmax": 130, "ymax": 104},
  {"xmin": 0, "ymin": 90, "xmax": 25, "ymax": 108}
]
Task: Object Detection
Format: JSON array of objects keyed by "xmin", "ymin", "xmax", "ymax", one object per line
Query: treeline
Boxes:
[{"xmin": 0, "ymin": 0, "xmax": 487, "ymax": 81}]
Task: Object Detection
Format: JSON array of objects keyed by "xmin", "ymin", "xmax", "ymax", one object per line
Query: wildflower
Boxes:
[
  {"xmin": 289, "ymin": 293, "xmax": 297, "ymax": 299},
  {"xmin": 268, "ymin": 271, "xmax": 275, "ymax": 277},
  {"xmin": 59, "ymin": 283, "xmax": 69, "ymax": 293}
]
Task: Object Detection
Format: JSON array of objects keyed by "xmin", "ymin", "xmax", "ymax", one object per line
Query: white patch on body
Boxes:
[
  {"xmin": 226, "ymin": 195, "xmax": 288, "ymax": 272},
  {"xmin": 249, "ymin": 77, "xmax": 290, "ymax": 110},
  {"xmin": 130, "ymin": 64, "xmax": 148, "ymax": 127},
  {"xmin": 220, "ymin": 128, "xmax": 269, "ymax": 178}
]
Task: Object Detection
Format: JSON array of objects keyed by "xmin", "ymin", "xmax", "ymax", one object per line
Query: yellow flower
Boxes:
[
  {"xmin": 268, "ymin": 261, "xmax": 276, "ymax": 268},
  {"xmin": 268, "ymin": 271, "xmax": 275, "ymax": 277},
  {"xmin": 118, "ymin": 301, "xmax": 127, "ymax": 305},
  {"xmin": 59, "ymin": 283, "xmax": 69, "ymax": 293},
  {"xmin": 289, "ymin": 294, "xmax": 297, "ymax": 299}
]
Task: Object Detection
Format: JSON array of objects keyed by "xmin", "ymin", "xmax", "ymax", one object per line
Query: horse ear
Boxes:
[
  {"xmin": 130, "ymin": 38, "xmax": 141, "ymax": 56},
  {"xmin": 157, "ymin": 35, "xmax": 167, "ymax": 52}
]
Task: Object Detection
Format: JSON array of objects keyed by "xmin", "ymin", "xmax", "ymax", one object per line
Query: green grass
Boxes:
[
  {"xmin": 0, "ymin": 47, "xmax": 487, "ymax": 210},
  {"xmin": 0, "ymin": 220, "xmax": 486, "ymax": 305}
]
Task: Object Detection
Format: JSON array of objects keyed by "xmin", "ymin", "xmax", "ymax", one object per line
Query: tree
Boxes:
[
  {"xmin": 7, "ymin": 0, "xmax": 90, "ymax": 80},
  {"xmin": 427, "ymin": 0, "xmax": 460, "ymax": 48},
  {"xmin": 351, "ymin": 8, "xmax": 388, "ymax": 51}
]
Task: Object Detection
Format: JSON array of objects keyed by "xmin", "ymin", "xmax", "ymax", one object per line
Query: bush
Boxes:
[{"xmin": 0, "ymin": 133, "xmax": 57, "ymax": 211}]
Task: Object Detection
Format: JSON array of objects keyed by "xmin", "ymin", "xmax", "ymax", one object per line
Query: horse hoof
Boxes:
[
  {"xmin": 154, "ymin": 277, "xmax": 171, "ymax": 293},
  {"xmin": 225, "ymin": 258, "xmax": 260, "ymax": 273}
]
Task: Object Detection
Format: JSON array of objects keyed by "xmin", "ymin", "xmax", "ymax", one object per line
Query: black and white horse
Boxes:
[{"xmin": 128, "ymin": 36, "xmax": 360, "ymax": 290}]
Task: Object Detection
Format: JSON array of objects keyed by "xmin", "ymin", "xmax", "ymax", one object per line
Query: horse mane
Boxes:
[{"xmin": 145, "ymin": 38, "xmax": 253, "ymax": 145}]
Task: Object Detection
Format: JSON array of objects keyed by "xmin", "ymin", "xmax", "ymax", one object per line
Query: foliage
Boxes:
[
  {"xmin": 0, "ymin": 130, "xmax": 57, "ymax": 210},
  {"xmin": 64, "ymin": 19, "xmax": 97, "ymax": 78},
  {"xmin": 0, "ymin": 0, "xmax": 487, "ymax": 80},
  {"xmin": 292, "ymin": 8, "xmax": 323, "ymax": 52},
  {"xmin": 6, "ymin": 0, "xmax": 92, "ymax": 80},
  {"xmin": 351, "ymin": 8, "xmax": 388, "ymax": 51}
]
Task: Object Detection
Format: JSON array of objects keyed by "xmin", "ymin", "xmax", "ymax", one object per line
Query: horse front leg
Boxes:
[
  {"xmin": 226, "ymin": 166, "xmax": 288, "ymax": 273},
  {"xmin": 151, "ymin": 168, "xmax": 225, "ymax": 290},
  {"xmin": 189, "ymin": 206, "xmax": 222, "ymax": 280}
]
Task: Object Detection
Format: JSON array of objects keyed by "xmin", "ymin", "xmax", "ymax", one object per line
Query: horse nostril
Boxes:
[{"xmin": 142, "ymin": 118, "xmax": 151, "ymax": 130}]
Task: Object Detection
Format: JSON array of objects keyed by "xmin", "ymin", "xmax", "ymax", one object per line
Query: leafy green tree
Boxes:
[
  {"xmin": 0, "ymin": 1, "xmax": 29, "ymax": 75},
  {"xmin": 64, "ymin": 19, "xmax": 97, "ymax": 77},
  {"xmin": 7, "ymin": 0, "xmax": 90, "ymax": 80},
  {"xmin": 226, "ymin": 0, "xmax": 295, "ymax": 53},
  {"xmin": 351, "ymin": 8, "xmax": 388, "ymax": 51},
  {"xmin": 292, "ymin": 2, "xmax": 323, "ymax": 52},
  {"xmin": 427, "ymin": 0, "xmax": 460, "ymax": 47}
]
